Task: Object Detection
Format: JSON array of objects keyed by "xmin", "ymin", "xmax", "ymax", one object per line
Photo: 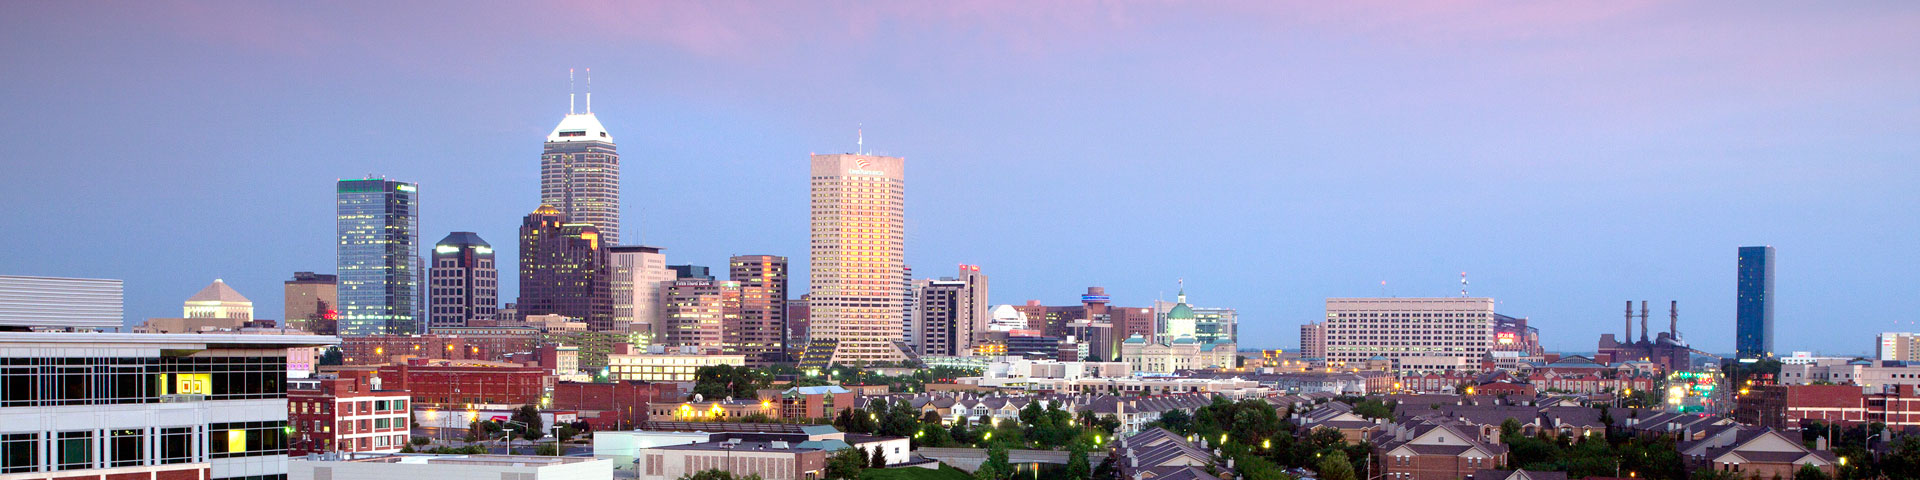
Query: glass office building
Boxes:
[
  {"xmin": 1736, "ymin": 246, "xmax": 1775, "ymax": 360},
  {"xmin": 336, "ymin": 178, "xmax": 420, "ymax": 336}
]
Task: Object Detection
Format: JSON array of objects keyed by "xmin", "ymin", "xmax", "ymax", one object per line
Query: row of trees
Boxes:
[{"xmin": 832, "ymin": 396, "xmax": 1120, "ymax": 452}]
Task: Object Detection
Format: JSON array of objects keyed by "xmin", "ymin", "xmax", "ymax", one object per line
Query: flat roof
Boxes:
[
  {"xmin": 0, "ymin": 332, "xmax": 340, "ymax": 348},
  {"xmin": 657, "ymin": 441, "xmax": 820, "ymax": 453}
]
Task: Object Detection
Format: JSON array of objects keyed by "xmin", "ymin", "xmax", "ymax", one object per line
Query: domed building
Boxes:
[{"xmin": 1121, "ymin": 283, "xmax": 1236, "ymax": 373}]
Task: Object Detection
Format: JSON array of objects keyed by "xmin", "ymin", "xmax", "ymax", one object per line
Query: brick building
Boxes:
[
  {"xmin": 288, "ymin": 372, "xmax": 412, "ymax": 456},
  {"xmin": 375, "ymin": 359, "xmax": 550, "ymax": 408},
  {"xmin": 1372, "ymin": 417, "xmax": 1509, "ymax": 480},
  {"xmin": 551, "ymin": 380, "xmax": 682, "ymax": 430},
  {"xmin": 1735, "ymin": 384, "xmax": 1920, "ymax": 430}
]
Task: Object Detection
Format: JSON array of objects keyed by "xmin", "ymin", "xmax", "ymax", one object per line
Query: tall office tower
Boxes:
[
  {"xmin": 808, "ymin": 153, "xmax": 909, "ymax": 365},
  {"xmin": 183, "ymin": 279, "xmax": 253, "ymax": 321},
  {"xmin": 0, "ymin": 275, "xmax": 123, "ymax": 330},
  {"xmin": 428, "ymin": 232, "xmax": 498, "ymax": 330},
  {"xmin": 336, "ymin": 178, "xmax": 420, "ymax": 336},
  {"xmin": 1879, "ymin": 333, "xmax": 1920, "ymax": 362},
  {"xmin": 0, "ymin": 332, "xmax": 333, "ymax": 480},
  {"xmin": 284, "ymin": 272, "xmax": 337, "ymax": 332},
  {"xmin": 1323, "ymin": 297, "xmax": 1496, "ymax": 369},
  {"xmin": 518, "ymin": 205, "xmax": 614, "ymax": 331},
  {"xmin": 662, "ymin": 278, "xmax": 739, "ymax": 349},
  {"xmin": 730, "ymin": 255, "xmax": 789, "ymax": 365},
  {"xmin": 787, "ymin": 295, "xmax": 810, "ymax": 348},
  {"xmin": 1300, "ymin": 322, "xmax": 1327, "ymax": 359},
  {"xmin": 541, "ymin": 98, "xmax": 621, "ymax": 245},
  {"xmin": 956, "ymin": 265, "xmax": 990, "ymax": 344},
  {"xmin": 612, "ymin": 245, "xmax": 674, "ymax": 339},
  {"xmin": 900, "ymin": 265, "xmax": 916, "ymax": 346},
  {"xmin": 914, "ymin": 279, "xmax": 966, "ymax": 356},
  {"xmin": 1737, "ymin": 246, "xmax": 1776, "ymax": 360}
]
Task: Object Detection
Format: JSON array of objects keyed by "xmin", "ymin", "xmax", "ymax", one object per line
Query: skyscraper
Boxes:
[
  {"xmin": 518, "ymin": 205, "xmax": 614, "ymax": 331},
  {"xmin": 611, "ymin": 245, "xmax": 673, "ymax": 339},
  {"xmin": 663, "ymin": 278, "xmax": 739, "ymax": 349},
  {"xmin": 541, "ymin": 98, "xmax": 621, "ymax": 245},
  {"xmin": 730, "ymin": 255, "xmax": 789, "ymax": 365},
  {"xmin": 284, "ymin": 272, "xmax": 337, "ymax": 333},
  {"xmin": 808, "ymin": 153, "xmax": 908, "ymax": 365},
  {"xmin": 428, "ymin": 232, "xmax": 497, "ymax": 330},
  {"xmin": 1737, "ymin": 245, "xmax": 1776, "ymax": 360},
  {"xmin": 336, "ymin": 177, "xmax": 420, "ymax": 335}
]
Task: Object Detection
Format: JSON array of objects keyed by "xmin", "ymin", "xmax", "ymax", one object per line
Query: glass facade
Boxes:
[
  {"xmin": 337, "ymin": 178, "xmax": 420, "ymax": 336},
  {"xmin": 1736, "ymin": 246, "xmax": 1775, "ymax": 360},
  {"xmin": 541, "ymin": 125, "xmax": 621, "ymax": 245}
]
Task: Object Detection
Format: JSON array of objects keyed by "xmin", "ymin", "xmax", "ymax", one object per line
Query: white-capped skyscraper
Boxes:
[{"xmin": 541, "ymin": 77, "xmax": 622, "ymax": 245}]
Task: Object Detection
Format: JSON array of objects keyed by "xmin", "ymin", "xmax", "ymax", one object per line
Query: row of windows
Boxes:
[
  {"xmin": 0, "ymin": 427, "xmax": 196, "ymax": 474},
  {"xmin": 0, "ymin": 357, "xmax": 287, "ymax": 407},
  {"xmin": 209, "ymin": 421, "xmax": 288, "ymax": 459}
]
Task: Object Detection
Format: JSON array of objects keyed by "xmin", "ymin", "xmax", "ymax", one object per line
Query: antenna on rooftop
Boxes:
[
  {"xmin": 569, "ymin": 68, "xmax": 576, "ymax": 114},
  {"xmin": 857, "ymin": 124, "xmax": 864, "ymax": 155},
  {"xmin": 1460, "ymin": 272, "xmax": 1469, "ymax": 297},
  {"xmin": 586, "ymin": 68, "xmax": 592, "ymax": 113}
]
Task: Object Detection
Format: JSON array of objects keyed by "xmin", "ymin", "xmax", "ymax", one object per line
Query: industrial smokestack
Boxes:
[
  {"xmin": 1639, "ymin": 301, "xmax": 1650, "ymax": 343},
  {"xmin": 1620, "ymin": 301, "xmax": 1635, "ymax": 339},
  {"xmin": 1670, "ymin": 300, "xmax": 1679, "ymax": 338},
  {"xmin": 1624, "ymin": 301, "xmax": 1633, "ymax": 341}
]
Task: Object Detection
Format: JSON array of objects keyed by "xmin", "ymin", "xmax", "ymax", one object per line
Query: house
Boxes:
[
  {"xmin": 1468, "ymin": 469, "xmax": 1568, "ymax": 480},
  {"xmin": 1681, "ymin": 426, "xmax": 1837, "ymax": 479},
  {"xmin": 1371, "ymin": 417, "xmax": 1509, "ymax": 480},
  {"xmin": 1114, "ymin": 428, "xmax": 1225, "ymax": 480},
  {"xmin": 1295, "ymin": 401, "xmax": 1381, "ymax": 443}
]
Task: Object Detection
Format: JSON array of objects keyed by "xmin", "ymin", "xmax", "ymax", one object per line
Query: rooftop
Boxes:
[{"xmin": 0, "ymin": 331, "xmax": 338, "ymax": 348}]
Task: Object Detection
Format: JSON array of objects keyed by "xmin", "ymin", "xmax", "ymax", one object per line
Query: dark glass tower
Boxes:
[
  {"xmin": 336, "ymin": 178, "xmax": 419, "ymax": 335},
  {"xmin": 1736, "ymin": 246, "xmax": 1776, "ymax": 360},
  {"xmin": 429, "ymin": 232, "xmax": 497, "ymax": 330},
  {"xmin": 517, "ymin": 205, "xmax": 613, "ymax": 331}
]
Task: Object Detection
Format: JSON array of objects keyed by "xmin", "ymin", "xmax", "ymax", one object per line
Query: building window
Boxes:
[
  {"xmin": 1, "ymin": 433, "xmax": 39, "ymax": 473},
  {"xmin": 209, "ymin": 421, "xmax": 288, "ymax": 459},
  {"xmin": 56, "ymin": 431, "xmax": 93, "ymax": 470},
  {"xmin": 156, "ymin": 427, "xmax": 195, "ymax": 464},
  {"xmin": 109, "ymin": 429, "xmax": 144, "ymax": 467}
]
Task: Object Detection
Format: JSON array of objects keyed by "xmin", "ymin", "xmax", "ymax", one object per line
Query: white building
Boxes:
[
  {"xmin": 290, "ymin": 454, "xmax": 610, "ymax": 480},
  {"xmin": 1320, "ymin": 297, "xmax": 1496, "ymax": 367},
  {"xmin": 0, "ymin": 275, "xmax": 124, "ymax": 330},
  {"xmin": 0, "ymin": 332, "xmax": 337, "ymax": 480},
  {"xmin": 611, "ymin": 246, "xmax": 674, "ymax": 338},
  {"xmin": 1879, "ymin": 333, "xmax": 1920, "ymax": 362},
  {"xmin": 184, "ymin": 279, "xmax": 254, "ymax": 321},
  {"xmin": 605, "ymin": 346, "xmax": 748, "ymax": 382}
]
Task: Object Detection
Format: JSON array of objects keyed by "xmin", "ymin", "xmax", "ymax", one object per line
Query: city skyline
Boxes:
[{"xmin": 4, "ymin": 2, "xmax": 1919, "ymax": 354}]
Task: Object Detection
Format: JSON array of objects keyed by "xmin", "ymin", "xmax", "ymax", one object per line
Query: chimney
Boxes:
[
  {"xmin": 1669, "ymin": 301, "xmax": 1679, "ymax": 338},
  {"xmin": 1639, "ymin": 301, "xmax": 1650, "ymax": 343},
  {"xmin": 1624, "ymin": 301, "xmax": 1633, "ymax": 341}
]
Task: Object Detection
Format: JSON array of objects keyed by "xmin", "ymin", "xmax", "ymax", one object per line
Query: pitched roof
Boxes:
[{"xmin": 187, "ymin": 279, "xmax": 251, "ymax": 304}]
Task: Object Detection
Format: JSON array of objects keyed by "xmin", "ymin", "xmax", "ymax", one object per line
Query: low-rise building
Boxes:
[
  {"xmin": 1113, "ymin": 428, "xmax": 1223, "ymax": 480},
  {"xmin": 1371, "ymin": 417, "xmax": 1509, "ymax": 480},
  {"xmin": 371, "ymin": 359, "xmax": 551, "ymax": 408},
  {"xmin": 288, "ymin": 454, "xmax": 611, "ymax": 480},
  {"xmin": 288, "ymin": 372, "xmax": 412, "ymax": 456},
  {"xmin": 605, "ymin": 346, "xmax": 748, "ymax": 382}
]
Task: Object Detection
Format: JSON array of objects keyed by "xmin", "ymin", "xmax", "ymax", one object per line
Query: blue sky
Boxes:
[{"xmin": 2, "ymin": 1, "xmax": 1917, "ymax": 354}]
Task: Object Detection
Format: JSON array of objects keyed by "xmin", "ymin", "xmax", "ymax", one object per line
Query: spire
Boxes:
[
  {"xmin": 1177, "ymin": 279, "xmax": 1186, "ymax": 303},
  {"xmin": 585, "ymin": 67, "xmax": 592, "ymax": 113}
]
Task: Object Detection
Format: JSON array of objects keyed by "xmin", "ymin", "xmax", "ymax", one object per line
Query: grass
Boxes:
[{"xmin": 861, "ymin": 464, "xmax": 973, "ymax": 480}]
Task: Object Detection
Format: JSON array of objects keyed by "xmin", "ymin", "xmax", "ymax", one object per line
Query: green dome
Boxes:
[{"xmin": 1166, "ymin": 302, "xmax": 1196, "ymax": 320}]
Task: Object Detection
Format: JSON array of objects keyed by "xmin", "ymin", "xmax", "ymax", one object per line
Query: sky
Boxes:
[{"xmin": 2, "ymin": 1, "xmax": 1918, "ymax": 355}]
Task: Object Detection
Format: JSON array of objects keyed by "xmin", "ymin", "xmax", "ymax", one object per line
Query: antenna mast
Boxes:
[
  {"xmin": 857, "ymin": 124, "xmax": 864, "ymax": 154},
  {"xmin": 1460, "ymin": 272, "xmax": 1468, "ymax": 297},
  {"xmin": 585, "ymin": 68, "xmax": 592, "ymax": 113},
  {"xmin": 568, "ymin": 69, "xmax": 576, "ymax": 114}
]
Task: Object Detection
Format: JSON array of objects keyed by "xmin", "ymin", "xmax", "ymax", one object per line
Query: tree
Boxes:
[
  {"xmin": 974, "ymin": 464, "xmax": 999, "ymax": 480},
  {"xmin": 317, "ymin": 347, "xmax": 343, "ymax": 366},
  {"xmin": 1066, "ymin": 443, "xmax": 1092, "ymax": 480},
  {"xmin": 1794, "ymin": 465, "xmax": 1831, "ymax": 480},
  {"xmin": 1500, "ymin": 418, "xmax": 1523, "ymax": 440},
  {"xmin": 983, "ymin": 444, "xmax": 1014, "ymax": 480},
  {"xmin": 693, "ymin": 364, "xmax": 767, "ymax": 400},
  {"xmin": 1315, "ymin": 450, "xmax": 1357, "ymax": 480},
  {"xmin": 465, "ymin": 420, "xmax": 491, "ymax": 443},
  {"xmin": 410, "ymin": 436, "xmax": 430, "ymax": 446},
  {"xmin": 869, "ymin": 446, "xmax": 887, "ymax": 468},
  {"xmin": 512, "ymin": 404, "xmax": 545, "ymax": 441},
  {"xmin": 1092, "ymin": 456, "xmax": 1117, "ymax": 480},
  {"xmin": 1153, "ymin": 409, "xmax": 1195, "ymax": 435},
  {"xmin": 825, "ymin": 447, "xmax": 866, "ymax": 480},
  {"xmin": 679, "ymin": 469, "xmax": 766, "ymax": 480}
]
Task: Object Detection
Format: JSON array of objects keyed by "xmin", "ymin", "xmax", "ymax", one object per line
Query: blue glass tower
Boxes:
[
  {"xmin": 336, "ymin": 178, "xmax": 420, "ymax": 335},
  {"xmin": 1736, "ymin": 246, "xmax": 1775, "ymax": 360}
]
